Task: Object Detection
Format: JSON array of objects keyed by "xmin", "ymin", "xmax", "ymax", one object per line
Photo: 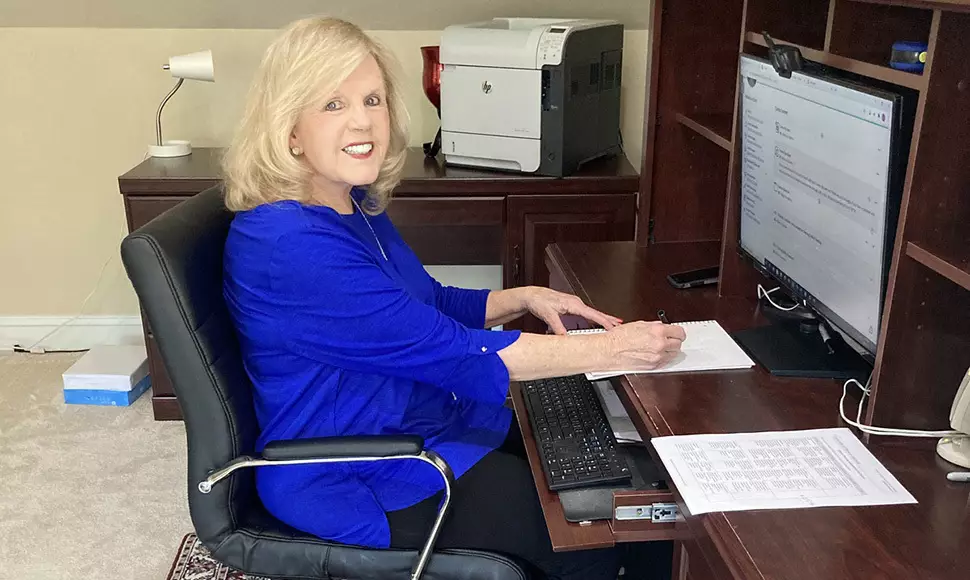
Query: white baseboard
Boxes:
[{"xmin": 0, "ymin": 316, "xmax": 144, "ymax": 352}]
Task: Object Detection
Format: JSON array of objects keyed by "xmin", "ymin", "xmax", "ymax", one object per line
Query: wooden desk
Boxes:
[
  {"xmin": 516, "ymin": 240, "xmax": 970, "ymax": 580},
  {"xmin": 118, "ymin": 147, "xmax": 638, "ymax": 419}
]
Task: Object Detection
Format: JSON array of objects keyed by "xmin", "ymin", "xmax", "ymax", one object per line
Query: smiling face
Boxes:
[{"xmin": 289, "ymin": 54, "xmax": 390, "ymax": 207}]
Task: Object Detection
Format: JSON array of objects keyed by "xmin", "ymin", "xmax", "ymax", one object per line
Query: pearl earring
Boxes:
[{"xmin": 291, "ymin": 146, "xmax": 303, "ymax": 156}]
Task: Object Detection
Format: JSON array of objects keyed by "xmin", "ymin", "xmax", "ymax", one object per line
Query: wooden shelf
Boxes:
[
  {"xmin": 847, "ymin": 0, "xmax": 970, "ymax": 13},
  {"xmin": 745, "ymin": 32, "xmax": 927, "ymax": 90},
  {"xmin": 906, "ymin": 242, "xmax": 970, "ymax": 291},
  {"xmin": 674, "ymin": 113, "xmax": 733, "ymax": 151}
]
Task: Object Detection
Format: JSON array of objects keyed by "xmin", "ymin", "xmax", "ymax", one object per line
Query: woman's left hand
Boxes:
[{"xmin": 521, "ymin": 287, "xmax": 623, "ymax": 335}]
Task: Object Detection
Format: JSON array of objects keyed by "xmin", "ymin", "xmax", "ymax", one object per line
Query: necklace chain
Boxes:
[{"xmin": 351, "ymin": 196, "xmax": 388, "ymax": 261}]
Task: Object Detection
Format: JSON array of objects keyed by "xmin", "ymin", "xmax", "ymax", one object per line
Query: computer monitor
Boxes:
[{"xmin": 734, "ymin": 54, "xmax": 913, "ymax": 378}]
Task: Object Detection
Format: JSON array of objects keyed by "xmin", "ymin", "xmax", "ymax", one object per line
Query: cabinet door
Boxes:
[
  {"xmin": 386, "ymin": 197, "xmax": 504, "ymax": 265},
  {"xmin": 506, "ymin": 194, "xmax": 636, "ymax": 332},
  {"xmin": 672, "ymin": 539, "xmax": 723, "ymax": 580}
]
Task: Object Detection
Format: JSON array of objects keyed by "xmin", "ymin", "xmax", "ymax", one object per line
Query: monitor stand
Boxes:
[{"xmin": 732, "ymin": 318, "xmax": 871, "ymax": 380}]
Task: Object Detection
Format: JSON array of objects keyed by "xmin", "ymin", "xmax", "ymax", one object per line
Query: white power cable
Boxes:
[
  {"xmin": 751, "ymin": 284, "xmax": 958, "ymax": 438},
  {"xmin": 24, "ymin": 252, "xmax": 115, "ymax": 352},
  {"xmin": 24, "ymin": 223, "xmax": 125, "ymax": 352},
  {"xmin": 757, "ymin": 284, "xmax": 802, "ymax": 311},
  {"xmin": 840, "ymin": 375, "xmax": 961, "ymax": 438}
]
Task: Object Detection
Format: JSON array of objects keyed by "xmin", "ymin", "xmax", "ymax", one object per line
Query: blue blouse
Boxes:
[{"xmin": 222, "ymin": 189, "xmax": 521, "ymax": 548}]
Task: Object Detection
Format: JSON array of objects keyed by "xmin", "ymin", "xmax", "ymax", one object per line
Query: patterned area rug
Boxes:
[{"xmin": 166, "ymin": 533, "xmax": 271, "ymax": 580}]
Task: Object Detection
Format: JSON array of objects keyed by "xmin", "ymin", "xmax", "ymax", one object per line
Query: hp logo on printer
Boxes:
[{"xmin": 481, "ymin": 81, "xmax": 492, "ymax": 94}]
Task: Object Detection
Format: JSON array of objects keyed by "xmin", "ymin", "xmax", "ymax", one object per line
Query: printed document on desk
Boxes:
[
  {"xmin": 651, "ymin": 428, "xmax": 917, "ymax": 515},
  {"xmin": 568, "ymin": 321, "xmax": 755, "ymax": 380}
]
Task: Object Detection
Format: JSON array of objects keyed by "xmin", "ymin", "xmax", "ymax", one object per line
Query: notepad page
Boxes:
[{"xmin": 568, "ymin": 321, "xmax": 755, "ymax": 380}]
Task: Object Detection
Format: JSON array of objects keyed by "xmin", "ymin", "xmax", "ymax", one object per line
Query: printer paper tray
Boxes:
[{"xmin": 441, "ymin": 131, "xmax": 541, "ymax": 173}]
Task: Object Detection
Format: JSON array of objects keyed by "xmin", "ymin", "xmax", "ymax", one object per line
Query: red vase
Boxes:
[
  {"xmin": 421, "ymin": 45, "xmax": 443, "ymax": 112},
  {"xmin": 421, "ymin": 45, "xmax": 444, "ymax": 157}
]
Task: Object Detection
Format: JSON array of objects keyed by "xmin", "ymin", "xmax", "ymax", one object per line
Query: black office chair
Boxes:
[{"xmin": 120, "ymin": 185, "xmax": 532, "ymax": 580}]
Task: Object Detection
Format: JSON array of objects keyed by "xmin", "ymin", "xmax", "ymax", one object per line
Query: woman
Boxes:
[{"xmin": 222, "ymin": 16, "xmax": 685, "ymax": 580}]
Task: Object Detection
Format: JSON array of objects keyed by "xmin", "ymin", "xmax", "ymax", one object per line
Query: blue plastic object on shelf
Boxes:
[{"xmin": 890, "ymin": 41, "xmax": 928, "ymax": 73}]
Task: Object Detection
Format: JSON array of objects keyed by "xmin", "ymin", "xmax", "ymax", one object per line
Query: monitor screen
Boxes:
[{"xmin": 738, "ymin": 55, "xmax": 901, "ymax": 355}]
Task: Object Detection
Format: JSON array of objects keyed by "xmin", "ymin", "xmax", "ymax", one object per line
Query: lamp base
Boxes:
[
  {"xmin": 937, "ymin": 435, "xmax": 970, "ymax": 469},
  {"xmin": 148, "ymin": 140, "xmax": 192, "ymax": 158}
]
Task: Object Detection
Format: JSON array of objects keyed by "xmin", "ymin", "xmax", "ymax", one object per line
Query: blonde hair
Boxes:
[{"xmin": 223, "ymin": 17, "xmax": 410, "ymax": 213}]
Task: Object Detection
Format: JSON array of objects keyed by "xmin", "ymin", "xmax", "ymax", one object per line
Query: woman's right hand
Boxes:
[{"xmin": 605, "ymin": 321, "xmax": 687, "ymax": 371}]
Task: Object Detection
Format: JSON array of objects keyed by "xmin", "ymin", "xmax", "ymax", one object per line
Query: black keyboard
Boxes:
[{"xmin": 522, "ymin": 374, "xmax": 632, "ymax": 491}]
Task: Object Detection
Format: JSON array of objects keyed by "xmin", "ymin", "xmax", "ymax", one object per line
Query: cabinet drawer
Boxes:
[
  {"xmin": 126, "ymin": 197, "xmax": 189, "ymax": 231},
  {"xmin": 386, "ymin": 196, "xmax": 504, "ymax": 265}
]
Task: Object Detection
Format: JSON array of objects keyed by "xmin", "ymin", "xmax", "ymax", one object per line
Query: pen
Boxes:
[
  {"xmin": 946, "ymin": 471, "xmax": 970, "ymax": 483},
  {"xmin": 657, "ymin": 309, "xmax": 670, "ymax": 324}
]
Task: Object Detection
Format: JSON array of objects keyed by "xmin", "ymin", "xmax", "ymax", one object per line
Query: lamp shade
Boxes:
[{"xmin": 167, "ymin": 50, "xmax": 215, "ymax": 82}]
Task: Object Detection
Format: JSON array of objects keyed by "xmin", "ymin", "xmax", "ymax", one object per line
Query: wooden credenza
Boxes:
[{"xmin": 119, "ymin": 147, "xmax": 640, "ymax": 420}]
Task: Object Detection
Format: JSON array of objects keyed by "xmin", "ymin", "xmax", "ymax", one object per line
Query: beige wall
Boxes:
[
  {"xmin": 0, "ymin": 28, "xmax": 647, "ymax": 317},
  {"xmin": 1, "ymin": 0, "xmax": 653, "ymax": 30}
]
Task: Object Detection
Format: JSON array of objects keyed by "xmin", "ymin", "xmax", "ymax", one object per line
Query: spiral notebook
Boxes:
[{"xmin": 568, "ymin": 321, "xmax": 755, "ymax": 380}]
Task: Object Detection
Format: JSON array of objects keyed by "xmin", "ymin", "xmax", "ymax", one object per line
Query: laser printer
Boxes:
[{"xmin": 439, "ymin": 18, "xmax": 624, "ymax": 177}]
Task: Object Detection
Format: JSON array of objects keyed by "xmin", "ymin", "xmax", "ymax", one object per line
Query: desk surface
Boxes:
[
  {"xmin": 536, "ymin": 240, "xmax": 970, "ymax": 580},
  {"xmin": 117, "ymin": 147, "xmax": 638, "ymax": 195}
]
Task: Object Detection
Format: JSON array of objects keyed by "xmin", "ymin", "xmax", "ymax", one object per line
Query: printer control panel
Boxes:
[{"xmin": 537, "ymin": 27, "xmax": 568, "ymax": 67}]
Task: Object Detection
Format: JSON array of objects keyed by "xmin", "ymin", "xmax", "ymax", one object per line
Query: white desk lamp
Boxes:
[{"xmin": 148, "ymin": 50, "xmax": 215, "ymax": 158}]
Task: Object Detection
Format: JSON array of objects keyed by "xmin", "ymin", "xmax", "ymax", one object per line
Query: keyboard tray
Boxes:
[{"xmin": 511, "ymin": 381, "xmax": 683, "ymax": 551}]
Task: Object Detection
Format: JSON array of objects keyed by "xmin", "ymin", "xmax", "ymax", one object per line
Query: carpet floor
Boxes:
[{"xmin": 0, "ymin": 352, "xmax": 193, "ymax": 580}]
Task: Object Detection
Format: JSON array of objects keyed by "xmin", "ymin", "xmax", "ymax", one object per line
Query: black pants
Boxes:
[{"xmin": 386, "ymin": 424, "xmax": 672, "ymax": 580}]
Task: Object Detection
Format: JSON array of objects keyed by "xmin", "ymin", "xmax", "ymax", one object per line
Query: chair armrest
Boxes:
[
  {"xmin": 262, "ymin": 435, "xmax": 424, "ymax": 461},
  {"xmin": 199, "ymin": 435, "xmax": 449, "ymax": 495},
  {"xmin": 199, "ymin": 434, "xmax": 454, "ymax": 580}
]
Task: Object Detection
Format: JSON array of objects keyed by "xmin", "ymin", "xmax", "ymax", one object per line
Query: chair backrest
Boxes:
[{"xmin": 121, "ymin": 185, "xmax": 257, "ymax": 547}]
